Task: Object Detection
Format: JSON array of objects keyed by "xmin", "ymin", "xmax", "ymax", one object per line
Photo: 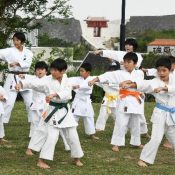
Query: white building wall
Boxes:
[{"xmin": 80, "ymin": 19, "xmax": 128, "ymax": 49}]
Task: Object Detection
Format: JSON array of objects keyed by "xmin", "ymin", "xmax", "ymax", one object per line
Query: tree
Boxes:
[{"xmin": 0, "ymin": 0, "xmax": 72, "ymax": 48}]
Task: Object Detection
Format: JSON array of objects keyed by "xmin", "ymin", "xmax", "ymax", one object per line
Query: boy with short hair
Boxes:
[
  {"xmin": 16, "ymin": 58, "xmax": 83, "ymax": 169},
  {"xmin": 89, "ymin": 52, "xmax": 144, "ymax": 152},
  {"xmin": 123, "ymin": 57, "xmax": 175, "ymax": 167},
  {"xmin": 28, "ymin": 61, "xmax": 48, "ymax": 138},
  {"xmin": 69, "ymin": 63, "xmax": 99, "ymax": 139}
]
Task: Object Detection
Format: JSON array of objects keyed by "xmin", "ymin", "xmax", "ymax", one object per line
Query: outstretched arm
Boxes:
[{"xmin": 19, "ymin": 77, "xmax": 49, "ymax": 95}]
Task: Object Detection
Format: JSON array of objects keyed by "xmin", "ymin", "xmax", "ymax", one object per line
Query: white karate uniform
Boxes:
[
  {"xmin": 0, "ymin": 47, "xmax": 33, "ymax": 123},
  {"xmin": 26, "ymin": 75, "xmax": 70, "ymax": 150},
  {"xmin": 137, "ymin": 74, "xmax": 175, "ymax": 164},
  {"xmin": 95, "ymin": 82, "xmax": 119, "ymax": 131},
  {"xmin": 21, "ymin": 74, "xmax": 83, "ymax": 160},
  {"xmin": 98, "ymin": 69, "xmax": 144, "ymax": 146},
  {"xmin": 24, "ymin": 75, "xmax": 47, "ymax": 137},
  {"xmin": 0, "ymin": 86, "xmax": 8, "ymax": 138},
  {"xmin": 69, "ymin": 76, "xmax": 96, "ymax": 135},
  {"xmin": 102, "ymin": 50, "xmax": 143, "ymax": 69}
]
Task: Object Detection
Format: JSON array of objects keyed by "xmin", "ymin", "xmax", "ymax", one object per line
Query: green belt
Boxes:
[{"xmin": 44, "ymin": 101, "xmax": 68, "ymax": 124}]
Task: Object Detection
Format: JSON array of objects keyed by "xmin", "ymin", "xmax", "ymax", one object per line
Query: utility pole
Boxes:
[{"xmin": 120, "ymin": 0, "xmax": 126, "ymax": 51}]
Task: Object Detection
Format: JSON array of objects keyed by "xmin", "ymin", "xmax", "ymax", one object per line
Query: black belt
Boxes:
[{"xmin": 8, "ymin": 71, "xmax": 28, "ymax": 75}]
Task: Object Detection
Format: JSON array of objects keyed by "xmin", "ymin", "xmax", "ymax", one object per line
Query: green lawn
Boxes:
[{"xmin": 0, "ymin": 102, "xmax": 175, "ymax": 175}]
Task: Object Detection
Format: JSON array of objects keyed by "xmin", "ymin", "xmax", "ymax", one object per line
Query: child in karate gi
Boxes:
[
  {"xmin": 122, "ymin": 57, "xmax": 175, "ymax": 167},
  {"xmin": 23, "ymin": 61, "xmax": 70, "ymax": 156},
  {"xmin": 69, "ymin": 63, "xmax": 99, "ymax": 139},
  {"xmin": 94, "ymin": 38, "xmax": 148, "ymax": 136},
  {"xmin": 0, "ymin": 86, "xmax": 8, "ymax": 143},
  {"xmin": 95, "ymin": 61, "xmax": 120, "ymax": 131},
  {"xmin": 142, "ymin": 56, "xmax": 175, "ymax": 149},
  {"xmin": 0, "ymin": 31, "xmax": 33, "ymax": 123},
  {"xmin": 89, "ymin": 52, "xmax": 144, "ymax": 152},
  {"xmin": 16, "ymin": 58, "xmax": 83, "ymax": 169}
]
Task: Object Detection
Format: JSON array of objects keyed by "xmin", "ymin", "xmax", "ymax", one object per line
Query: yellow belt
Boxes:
[{"xmin": 105, "ymin": 92, "xmax": 119, "ymax": 114}]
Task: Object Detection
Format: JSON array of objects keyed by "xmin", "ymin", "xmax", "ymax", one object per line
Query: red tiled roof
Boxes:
[{"xmin": 148, "ymin": 39, "xmax": 175, "ymax": 46}]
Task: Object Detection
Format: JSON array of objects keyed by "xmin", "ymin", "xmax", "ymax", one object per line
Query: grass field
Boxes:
[{"xmin": 0, "ymin": 102, "xmax": 175, "ymax": 175}]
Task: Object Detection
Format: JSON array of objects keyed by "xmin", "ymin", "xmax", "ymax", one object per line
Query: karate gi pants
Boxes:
[
  {"xmin": 95, "ymin": 106, "xmax": 116, "ymax": 131},
  {"xmin": 0, "ymin": 116, "xmax": 4, "ymax": 138},
  {"xmin": 3, "ymin": 75, "xmax": 32, "ymax": 123},
  {"xmin": 28, "ymin": 124, "xmax": 82, "ymax": 160},
  {"xmin": 29, "ymin": 110, "xmax": 41, "ymax": 138},
  {"xmin": 111, "ymin": 112, "xmax": 141, "ymax": 146},
  {"xmin": 74, "ymin": 115, "xmax": 95, "ymax": 135},
  {"xmin": 140, "ymin": 120, "xmax": 175, "ymax": 164}
]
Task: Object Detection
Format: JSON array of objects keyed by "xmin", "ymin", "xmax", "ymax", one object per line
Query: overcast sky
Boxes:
[{"xmin": 69, "ymin": 0, "xmax": 175, "ymax": 20}]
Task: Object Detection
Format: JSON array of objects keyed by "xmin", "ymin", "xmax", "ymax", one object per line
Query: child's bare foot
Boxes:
[
  {"xmin": 112, "ymin": 145, "xmax": 119, "ymax": 152},
  {"xmin": 138, "ymin": 160, "xmax": 148, "ymax": 167},
  {"xmin": 37, "ymin": 159, "xmax": 50, "ymax": 169},
  {"xmin": 0, "ymin": 138, "xmax": 8, "ymax": 144},
  {"xmin": 74, "ymin": 158, "xmax": 83, "ymax": 166},
  {"xmin": 139, "ymin": 144, "xmax": 144, "ymax": 149},
  {"xmin": 163, "ymin": 140, "xmax": 173, "ymax": 149},
  {"xmin": 26, "ymin": 148, "xmax": 34, "ymax": 156},
  {"xmin": 90, "ymin": 134, "xmax": 99, "ymax": 140}
]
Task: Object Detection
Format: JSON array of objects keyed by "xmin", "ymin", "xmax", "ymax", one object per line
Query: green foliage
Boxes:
[
  {"xmin": 38, "ymin": 33, "xmax": 90, "ymax": 61},
  {"xmin": 141, "ymin": 53, "xmax": 162, "ymax": 68},
  {"xmin": 135, "ymin": 29, "xmax": 175, "ymax": 52},
  {"xmin": 91, "ymin": 85, "xmax": 104, "ymax": 103},
  {"xmin": 73, "ymin": 44, "xmax": 89, "ymax": 60},
  {"xmin": 48, "ymin": 47, "xmax": 73, "ymax": 64},
  {"xmin": 38, "ymin": 33, "xmax": 73, "ymax": 47},
  {"xmin": 29, "ymin": 50, "xmax": 46, "ymax": 74},
  {"xmin": 0, "ymin": 0, "xmax": 72, "ymax": 48},
  {"xmin": 29, "ymin": 47, "xmax": 73, "ymax": 74},
  {"xmin": 38, "ymin": 32, "xmax": 90, "ymax": 62}
]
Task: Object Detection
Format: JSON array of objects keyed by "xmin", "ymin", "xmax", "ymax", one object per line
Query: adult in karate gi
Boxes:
[
  {"xmin": 93, "ymin": 38, "xmax": 143, "ymax": 69},
  {"xmin": 0, "ymin": 31, "xmax": 33, "ymax": 123}
]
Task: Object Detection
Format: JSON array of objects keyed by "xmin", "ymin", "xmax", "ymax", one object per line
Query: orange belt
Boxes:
[{"xmin": 119, "ymin": 89, "xmax": 142, "ymax": 103}]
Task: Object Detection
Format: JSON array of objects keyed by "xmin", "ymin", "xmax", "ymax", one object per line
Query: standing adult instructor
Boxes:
[{"xmin": 0, "ymin": 31, "xmax": 33, "ymax": 124}]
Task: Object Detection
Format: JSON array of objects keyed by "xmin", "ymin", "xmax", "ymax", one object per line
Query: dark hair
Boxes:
[
  {"xmin": 13, "ymin": 32, "xmax": 26, "ymax": 43},
  {"xmin": 155, "ymin": 57, "xmax": 171, "ymax": 70},
  {"xmin": 80, "ymin": 63, "xmax": 92, "ymax": 72},
  {"xmin": 50, "ymin": 58, "xmax": 67, "ymax": 71},
  {"xmin": 169, "ymin": 56, "xmax": 175, "ymax": 64},
  {"xmin": 124, "ymin": 38, "xmax": 138, "ymax": 51},
  {"xmin": 123, "ymin": 52, "xmax": 138, "ymax": 64},
  {"xmin": 108, "ymin": 61, "xmax": 120, "ymax": 71},
  {"xmin": 35, "ymin": 61, "xmax": 48, "ymax": 72}
]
